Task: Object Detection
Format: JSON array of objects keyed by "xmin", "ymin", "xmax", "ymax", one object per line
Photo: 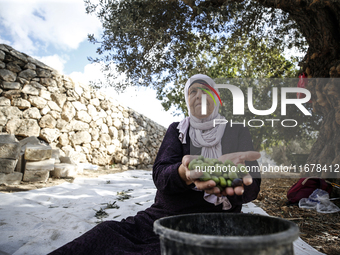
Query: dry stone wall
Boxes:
[{"xmin": 0, "ymin": 44, "xmax": 167, "ymax": 181}]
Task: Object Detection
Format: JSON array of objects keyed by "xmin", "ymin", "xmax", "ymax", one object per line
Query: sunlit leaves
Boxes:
[{"xmin": 84, "ymin": 0, "xmax": 306, "ymax": 91}]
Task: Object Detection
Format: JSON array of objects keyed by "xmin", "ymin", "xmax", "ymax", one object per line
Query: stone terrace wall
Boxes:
[{"xmin": 0, "ymin": 44, "xmax": 167, "ymax": 169}]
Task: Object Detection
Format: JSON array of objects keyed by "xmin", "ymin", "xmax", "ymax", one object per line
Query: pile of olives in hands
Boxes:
[{"xmin": 188, "ymin": 155, "xmax": 249, "ymax": 192}]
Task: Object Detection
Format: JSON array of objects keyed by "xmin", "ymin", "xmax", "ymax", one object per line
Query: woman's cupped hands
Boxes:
[{"xmin": 179, "ymin": 151, "xmax": 261, "ymax": 197}]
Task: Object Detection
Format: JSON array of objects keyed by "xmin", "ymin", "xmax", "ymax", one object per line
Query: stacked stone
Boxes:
[
  {"xmin": 0, "ymin": 43, "xmax": 166, "ymax": 179},
  {"xmin": 23, "ymin": 140, "xmax": 55, "ymax": 182},
  {"xmin": 0, "ymin": 135, "xmax": 85, "ymax": 184},
  {"xmin": 52, "ymin": 156, "xmax": 81, "ymax": 178},
  {"xmin": 0, "ymin": 134, "xmax": 22, "ymax": 184}
]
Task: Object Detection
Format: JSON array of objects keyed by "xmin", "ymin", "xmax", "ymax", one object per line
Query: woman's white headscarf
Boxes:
[
  {"xmin": 177, "ymin": 74, "xmax": 231, "ymax": 210},
  {"xmin": 177, "ymin": 74, "xmax": 226, "ymax": 159}
]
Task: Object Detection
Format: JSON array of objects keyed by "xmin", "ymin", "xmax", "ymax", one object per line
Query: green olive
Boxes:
[
  {"xmin": 191, "ymin": 163, "xmax": 200, "ymax": 171},
  {"xmin": 206, "ymin": 160, "xmax": 215, "ymax": 166},
  {"xmin": 188, "ymin": 160, "xmax": 197, "ymax": 170},
  {"xmin": 201, "ymin": 163, "xmax": 210, "ymax": 173},
  {"xmin": 211, "ymin": 175, "xmax": 220, "ymax": 185},
  {"xmin": 212, "ymin": 158, "xmax": 220, "ymax": 164},
  {"xmin": 197, "ymin": 155, "xmax": 205, "ymax": 161},
  {"xmin": 224, "ymin": 160, "xmax": 235, "ymax": 167},
  {"xmin": 219, "ymin": 177, "xmax": 227, "ymax": 187},
  {"xmin": 199, "ymin": 172, "xmax": 211, "ymax": 182},
  {"xmin": 237, "ymin": 164, "xmax": 248, "ymax": 177},
  {"xmin": 213, "ymin": 164, "xmax": 223, "ymax": 176},
  {"xmin": 228, "ymin": 171, "xmax": 238, "ymax": 180}
]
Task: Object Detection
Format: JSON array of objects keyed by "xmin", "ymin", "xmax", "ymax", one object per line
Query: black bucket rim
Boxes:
[{"xmin": 153, "ymin": 213, "xmax": 300, "ymax": 249}]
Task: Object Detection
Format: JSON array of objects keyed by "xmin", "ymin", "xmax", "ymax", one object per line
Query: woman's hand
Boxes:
[
  {"xmin": 178, "ymin": 155, "xmax": 215, "ymax": 188},
  {"xmin": 178, "ymin": 155, "xmax": 221, "ymax": 195},
  {"xmin": 217, "ymin": 151, "xmax": 261, "ymax": 166},
  {"xmin": 216, "ymin": 151, "xmax": 260, "ymax": 196},
  {"xmin": 180, "ymin": 151, "xmax": 260, "ymax": 196},
  {"xmin": 178, "ymin": 155, "xmax": 197, "ymax": 185}
]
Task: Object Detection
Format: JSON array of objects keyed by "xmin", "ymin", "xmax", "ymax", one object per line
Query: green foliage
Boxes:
[
  {"xmin": 158, "ymin": 35, "xmax": 300, "ymax": 115},
  {"xmin": 267, "ymin": 137, "xmax": 317, "ymax": 166},
  {"xmin": 84, "ymin": 0, "xmax": 307, "ymax": 91},
  {"xmin": 84, "ymin": 0, "xmax": 319, "ymax": 150}
]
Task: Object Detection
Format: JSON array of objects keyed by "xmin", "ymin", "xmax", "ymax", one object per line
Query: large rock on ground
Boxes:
[
  {"xmin": 23, "ymin": 170, "xmax": 49, "ymax": 182},
  {"xmin": 25, "ymin": 158, "xmax": 55, "ymax": 171},
  {"xmin": 0, "ymin": 172, "xmax": 23, "ymax": 185},
  {"xmin": 51, "ymin": 163, "xmax": 77, "ymax": 178},
  {"xmin": 0, "ymin": 159, "xmax": 18, "ymax": 173},
  {"xmin": 24, "ymin": 144, "xmax": 52, "ymax": 161}
]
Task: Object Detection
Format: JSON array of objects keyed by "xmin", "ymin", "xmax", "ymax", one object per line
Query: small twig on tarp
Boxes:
[
  {"xmin": 106, "ymin": 201, "xmax": 120, "ymax": 209},
  {"xmin": 94, "ymin": 208, "xmax": 109, "ymax": 219}
]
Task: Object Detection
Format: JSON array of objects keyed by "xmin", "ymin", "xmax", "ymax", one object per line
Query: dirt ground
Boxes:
[
  {"xmin": 1, "ymin": 169, "xmax": 339, "ymax": 255},
  {"xmin": 253, "ymin": 178, "xmax": 340, "ymax": 255}
]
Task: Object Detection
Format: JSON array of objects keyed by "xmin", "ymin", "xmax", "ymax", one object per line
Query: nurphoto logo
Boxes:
[{"xmin": 199, "ymin": 83, "xmax": 312, "ymax": 128}]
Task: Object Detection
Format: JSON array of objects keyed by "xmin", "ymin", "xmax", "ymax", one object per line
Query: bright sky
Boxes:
[{"xmin": 0, "ymin": 0, "xmax": 184, "ymax": 128}]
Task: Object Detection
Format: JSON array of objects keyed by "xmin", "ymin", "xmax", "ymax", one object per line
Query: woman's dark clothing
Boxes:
[{"xmin": 49, "ymin": 122, "xmax": 261, "ymax": 255}]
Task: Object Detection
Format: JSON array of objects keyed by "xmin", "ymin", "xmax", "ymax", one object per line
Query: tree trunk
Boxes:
[{"xmin": 271, "ymin": 0, "xmax": 340, "ymax": 195}]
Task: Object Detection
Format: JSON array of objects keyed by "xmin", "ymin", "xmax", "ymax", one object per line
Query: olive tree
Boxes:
[{"xmin": 84, "ymin": 0, "xmax": 340, "ymax": 183}]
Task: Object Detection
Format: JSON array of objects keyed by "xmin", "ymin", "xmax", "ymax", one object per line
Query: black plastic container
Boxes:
[{"xmin": 154, "ymin": 213, "xmax": 299, "ymax": 255}]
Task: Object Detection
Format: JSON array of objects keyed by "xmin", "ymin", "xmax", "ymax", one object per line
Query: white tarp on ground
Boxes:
[{"xmin": 0, "ymin": 170, "xmax": 325, "ymax": 255}]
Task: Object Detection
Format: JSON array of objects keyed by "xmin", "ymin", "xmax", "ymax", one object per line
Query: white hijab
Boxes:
[
  {"xmin": 177, "ymin": 74, "xmax": 231, "ymax": 210},
  {"xmin": 178, "ymin": 74, "xmax": 226, "ymax": 158}
]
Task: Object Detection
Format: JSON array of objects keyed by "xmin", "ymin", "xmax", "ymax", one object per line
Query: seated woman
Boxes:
[{"xmin": 49, "ymin": 74, "xmax": 261, "ymax": 255}]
